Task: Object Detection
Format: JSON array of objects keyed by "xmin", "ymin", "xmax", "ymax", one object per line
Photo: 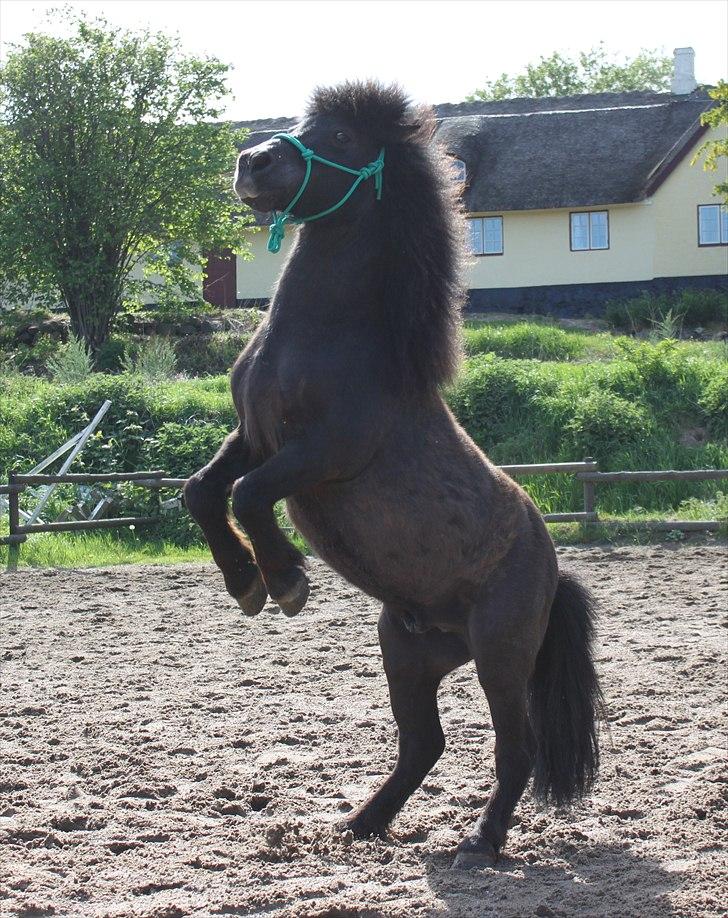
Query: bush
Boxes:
[
  {"xmin": 566, "ymin": 390, "xmax": 651, "ymax": 459},
  {"xmin": 122, "ymin": 336, "xmax": 177, "ymax": 382},
  {"xmin": 0, "ymin": 373, "xmax": 240, "ymax": 483},
  {"xmin": 138, "ymin": 420, "xmax": 232, "ymax": 545},
  {"xmin": 700, "ymin": 366, "xmax": 728, "ymax": 438},
  {"xmin": 46, "ymin": 337, "xmax": 94, "ymax": 384},
  {"xmin": 175, "ymin": 331, "xmax": 250, "ymax": 376},
  {"xmin": 615, "ymin": 338, "xmax": 709, "ymax": 418},
  {"xmin": 464, "ymin": 323, "xmax": 584, "ymax": 361},
  {"xmin": 95, "ymin": 336, "xmax": 128, "ymax": 372},
  {"xmin": 679, "ymin": 288, "xmax": 728, "ymax": 326},
  {"xmin": 222, "ymin": 308, "xmax": 264, "ymax": 335},
  {"xmin": 604, "ymin": 291, "xmax": 666, "ymax": 331},
  {"xmin": 605, "ymin": 288, "xmax": 728, "ymax": 331},
  {"xmin": 142, "ymin": 421, "xmax": 229, "ymax": 478},
  {"xmin": 0, "ymin": 376, "xmax": 69, "ymax": 473},
  {"xmin": 446, "ymin": 355, "xmax": 560, "ymax": 452}
]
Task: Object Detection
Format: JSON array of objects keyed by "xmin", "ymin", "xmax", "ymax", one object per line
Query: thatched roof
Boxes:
[{"xmin": 231, "ymin": 89, "xmax": 715, "ymax": 215}]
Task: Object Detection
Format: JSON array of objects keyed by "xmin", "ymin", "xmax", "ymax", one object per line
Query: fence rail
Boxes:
[
  {"xmin": 2, "ymin": 460, "xmax": 726, "ymax": 570},
  {"xmin": 14, "ymin": 470, "xmax": 166, "ymax": 486},
  {"xmin": 500, "ymin": 461, "xmax": 600, "ymax": 476},
  {"xmin": 576, "ymin": 469, "xmax": 728, "ymax": 484}
]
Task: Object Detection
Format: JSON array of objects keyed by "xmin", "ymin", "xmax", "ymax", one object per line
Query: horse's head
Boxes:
[
  {"xmin": 234, "ymin": 81, "xmax": 426, "ymax": 221},
  {"xmin": 234, "ymin": 116, "xmax": 376, "ymax": 217}
]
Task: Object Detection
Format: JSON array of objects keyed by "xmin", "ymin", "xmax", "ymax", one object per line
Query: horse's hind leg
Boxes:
[
  {"xmin": 184, "ymin": 428, "xmax": 267, "ymax": 616},
  {"xmin": 453, "ymin": 573, "xmax": 552, "ymax": 869},
  {"xmin": 453, "ymin": 665, "xmax": 534, "ymax": 868},
  {"xmin": 345, "ymin": 604, "xmax": 471, "ymax": 839}
]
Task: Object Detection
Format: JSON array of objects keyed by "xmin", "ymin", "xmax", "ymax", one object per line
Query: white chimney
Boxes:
[{"xmin": 672, "ymin": 47, "xmax": 697, "ymax": 94}]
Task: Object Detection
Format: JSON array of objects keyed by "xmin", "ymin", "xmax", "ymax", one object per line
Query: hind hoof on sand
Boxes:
[
  {"xmin": 235, "ymin": 572, "xmax": 268, "ymax": 617},
  {"xmin": 276, "ymin": 572, "xmax": 309, "ymax": 617},
  {"xmin": 339, "ymin": 813, "xmax": 384, "ymax": 840},
  {"xmin": 452, "ymin": 844, "xmax": 498, "ymax": 870}
]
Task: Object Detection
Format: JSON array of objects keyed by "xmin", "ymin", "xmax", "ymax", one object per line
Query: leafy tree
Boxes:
[
  {"xmin": 468, "ymin": 44, "xmax": 673, "ymax": 101},
  {"xmin": 692, "ymin": 81, "xmax": 728, "ymax": 203},
  {"xmin": 0, "ymin": 10, "xmax": 250, "ymax": 355}
]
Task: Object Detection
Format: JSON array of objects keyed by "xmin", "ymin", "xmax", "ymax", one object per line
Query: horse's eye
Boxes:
[{"xmin": 335, "ymin": 131, "xmax": 350, "ymax": 144}]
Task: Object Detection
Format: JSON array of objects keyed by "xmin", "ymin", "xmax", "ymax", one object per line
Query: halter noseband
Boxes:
[{"xmin": 265, "ymin": 133, "xmax": 385, "ymax": 254}]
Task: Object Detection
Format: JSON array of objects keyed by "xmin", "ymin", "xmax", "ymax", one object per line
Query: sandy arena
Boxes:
[{"xmin": 1, "ymin": 543, "xmax": 726, "ymax": 917}]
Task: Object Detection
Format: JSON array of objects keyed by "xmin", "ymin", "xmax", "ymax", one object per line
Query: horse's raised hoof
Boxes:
[
  {"xmin": 235, "ymin": 571, "xmax": 268, "ymax": 617},
  {"xmin": 275, "ymin": 572, "xmax": 309, "ymax": 617},
  {"xmin": 452, "ymin": 841, "xmax": 498, "ymax": 870}
]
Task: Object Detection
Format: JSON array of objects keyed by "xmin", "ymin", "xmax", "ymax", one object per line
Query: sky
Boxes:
[{"xmin": 1, "ymin": 0, "xmax": 727, "ymax": 120}]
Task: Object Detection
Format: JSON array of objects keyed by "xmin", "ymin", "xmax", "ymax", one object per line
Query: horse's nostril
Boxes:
[{"xmin": 250, "ymin": 151, "xmax": 272, "ymax": 174}]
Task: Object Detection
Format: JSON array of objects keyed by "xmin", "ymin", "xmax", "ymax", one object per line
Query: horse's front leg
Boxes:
[
  {"xmin": 230, "ymin": 439, "xmax": 333, "ymax": 616},
  {"xmin": 183, "ymin": 427, "xmax": 267, "ymax": 616}
]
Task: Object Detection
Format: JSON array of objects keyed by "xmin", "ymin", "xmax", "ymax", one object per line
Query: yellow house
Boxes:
[{"xmin": 207, "ymin": 50, "xmax": 726, "ymax": 314}]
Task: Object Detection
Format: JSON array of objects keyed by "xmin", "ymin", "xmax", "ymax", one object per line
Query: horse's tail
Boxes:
[{"xmin": 529, "ymin": 571, "xmax": 604, "ymax": 806}]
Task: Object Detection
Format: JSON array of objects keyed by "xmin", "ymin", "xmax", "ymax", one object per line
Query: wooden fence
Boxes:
[{"xmin": 2, "ymin": 460, "xmax": 727, "ymax": 569}]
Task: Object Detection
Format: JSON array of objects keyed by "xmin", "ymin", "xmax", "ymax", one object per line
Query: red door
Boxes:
[{"xmin": 203, "ymin": 250, "xmax": 237, "ymax": 308}]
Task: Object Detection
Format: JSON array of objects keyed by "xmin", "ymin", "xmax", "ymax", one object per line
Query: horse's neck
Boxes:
[{"xmin": 269, "ymin": 220, "xmax": 383, "ymax": 327}]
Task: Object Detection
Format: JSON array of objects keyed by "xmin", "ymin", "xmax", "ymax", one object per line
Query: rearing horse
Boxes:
[{"xmin": 184, "ymin": 81, "xmax": 603, "ymax": 868}]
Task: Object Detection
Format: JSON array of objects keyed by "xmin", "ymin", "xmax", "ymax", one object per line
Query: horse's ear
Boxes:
[{"xmin": 395, "ymin": 104, "xmax": 436, "ymax": 142}]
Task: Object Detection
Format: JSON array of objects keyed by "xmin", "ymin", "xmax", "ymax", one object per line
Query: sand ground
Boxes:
[{"xmin": 1, "ymin": 543, "xmax": 726, "ymax": 917}]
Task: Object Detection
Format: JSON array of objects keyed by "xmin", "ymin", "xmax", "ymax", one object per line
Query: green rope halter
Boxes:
[{"xmin": 266, "ymin": 133, "xmax": 385, "ymax": 254}]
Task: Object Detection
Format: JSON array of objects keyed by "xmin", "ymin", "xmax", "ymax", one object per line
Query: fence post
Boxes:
[
  {"xmin": 7, "ymin": 471, "xmax": 24, "ymax": 572},
  {"xmin": 581, "ymin": 457, "xmax": 597, "ymax": 536}
]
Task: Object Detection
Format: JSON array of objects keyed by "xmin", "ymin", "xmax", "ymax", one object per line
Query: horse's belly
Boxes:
[{"xmin": 286, "ymin": 445, "xmax": 528, "ymax": 608}]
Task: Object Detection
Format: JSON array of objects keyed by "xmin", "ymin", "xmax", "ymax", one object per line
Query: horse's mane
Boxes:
[{"xmin": 307, "ymin": 82, "xmax": 467, "ymax": 394}]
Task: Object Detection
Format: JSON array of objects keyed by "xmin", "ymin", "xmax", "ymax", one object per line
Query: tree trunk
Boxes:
[{"xmin": 63, "ymin": 279, "xmax": 121, "ymax": 362}]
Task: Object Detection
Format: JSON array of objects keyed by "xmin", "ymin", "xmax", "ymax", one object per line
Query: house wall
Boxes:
[
  {"xmin": 652, "ymin": 124, "xmax": 728, "ymax": 278},
  {"xmin": 464, "ymin": 203, "xmax": 655, "ymax": 290},
  {"xmin": 235, "ymin": 226, "xmax": 294, "ymax": 301}
]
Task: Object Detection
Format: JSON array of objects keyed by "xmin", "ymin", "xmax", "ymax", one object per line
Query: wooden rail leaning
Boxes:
[{"xmin": 2, "ymin": 460, "xmax": 726, "ymax": 570}]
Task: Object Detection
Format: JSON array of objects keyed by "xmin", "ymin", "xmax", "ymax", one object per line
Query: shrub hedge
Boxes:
[{"xmin": 1, "ymin": 336, "xmax": 726, "ymax": 540}]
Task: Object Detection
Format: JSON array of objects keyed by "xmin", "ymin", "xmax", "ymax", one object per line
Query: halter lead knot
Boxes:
[
  {"xmin": 268, "ymin": 216, "xmax": 288, "ymax": 255},
  {"xmin": 264, "ymin": 133, "xmax": 386, "ymax": 254}
]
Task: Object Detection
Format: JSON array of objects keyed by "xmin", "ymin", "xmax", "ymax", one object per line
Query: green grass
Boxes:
[
  {"xmin": 0, "ymin": 501, "xmax": 305, "ymax": 569},
  {"xmin": 2, "ymin": 497, "xmax": 725, "ymax": 570},
  {"xmin": 0, "ymin": 529, "xmax": 210, "ymax": 569}
]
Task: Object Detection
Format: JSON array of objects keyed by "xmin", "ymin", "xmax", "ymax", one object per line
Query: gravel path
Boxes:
[{"xmin": 1, "ymin": 543, "xmax": 726, "ymax": 917}]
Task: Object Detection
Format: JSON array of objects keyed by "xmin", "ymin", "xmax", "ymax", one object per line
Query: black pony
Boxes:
[{"xmin": 184, "ymin": 81, "xmax": 603, "ymax": 868}]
